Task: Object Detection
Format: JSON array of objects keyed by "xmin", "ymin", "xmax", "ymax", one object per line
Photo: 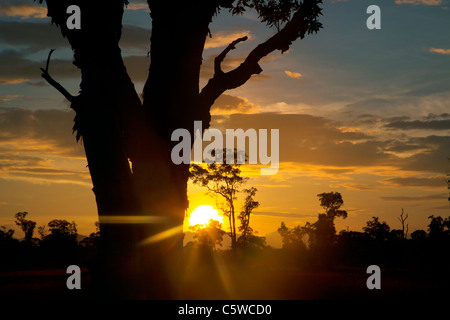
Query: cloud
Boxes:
[
  {"xmin": 251, "ymin": 211, "xmax": 308, "ymax": 219},
  {"xmin": 0, "ymin": 78, "xmax": 29, "ymax": 85},
  {"xmin": 0, "ymin": 49, "xmax": 79, "ymax": 84},
  {"xmin": 337, "ymin": 183, "xmax": 376, "ymax": 191},
  {"xmin": 384, "ymin": 119, "xmax": 450, "ymax": 130},
  {"xmin": 125, "ymin": 2, "xmax": 149, "ymax": 11},
  {"xmin": 0, "ymin": 107, "xmax": 88, "ymax": 186},
  {"xmin": 385, "ymin": 142, "xmax": 430, "ymax": 154},
  {"xmin": 0, "ymin": 107, "xmax": 83, "ymax": 158},
  {"xmin": 120, "ymin": 24, "xmax": 152, "ymax": 51},
  {"xmin": 429, "ymin": 48, "xmax": 450, "ymax": 55},
  {"xmin": 208, "ymin": 111, "xmax": 450, "ymax": 178},
  {"xmin": 400, "ymin": 135, "xmax": 450, "ymax": 173},
  {"xmin": 205, "ymin": 30, "xmax": 252, "ymax": 49},
  {"xmin": 200, "ymin": 54, "xmax": 245, "ymax": 79},
  {"xmin": 380, "ymin": 193, "xmax": 448, "ymax": 201},
  {"xmin": 211, "ymin": 94, "xmax": 259, "ymax": 115},
  {"xmin": 0, "ymin": 20, "xmax": 67, "ymax": 52},
  {"xmin": 395, "ymin": 0, "xmax": 443, "ymax": 5},
  {"xmin": 0, "ymin": 95, "xmax": 22, "ymax": 102},
  {"xmin": 0, "ymin": 20, "xmax": 151, "ymax": 53},
  {"xmin": 210, "ymin": 112, "xmax": 387, "ymax": 168},
  {"xmin": 284, "ymin": 70, "xmax": 303, "ymax": 80},
  {"xmin": 0, "ymin": 22, "xmax": 150, "ymax": 84},
  {"xmin": 0, "ymin": 2, "xmax": 47, "ymax": 19},
  {"xmin": 382, "ymin": 176, "xmax": 447, "ymax": 188},
  {"xmin": 4, "ymin": 167, "xmax": 91, "ymax": 186},
  {"xmin": 0, "ymin": 20, "xmax": 150, "ymax": 84}
]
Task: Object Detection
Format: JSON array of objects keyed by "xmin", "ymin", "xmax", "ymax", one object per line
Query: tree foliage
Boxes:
[
  {"xmin": 428, "ymin": 215, "xmax": 450, "ymax": 238},
  {"xmin": 219, "ymin": 0, "xmax": 322, "ymax": 32},
  {"xmin": 190, "ymin": 150, "xmax": 249, "ymax": 250},
  {"xmin": 363, "ymin": 216, "xmax": 391, "ymax": 241},
  {"xmin": 317, "ymin": 192, "xmax": 348, "ymax": 220},
  {"xmin": 42, "ymin": 219, "xmax": 78, "ymax": 247},
  {"xmin": 0, "ymin": 226, "xmax": 15, "ymax": 242},
  {"xmin": 277, "ymin": 221, "xmax": 309, "ymax": 250},
  {"xmin": 14, "ymin": 212, "xmax": 36, "ymax": 243},
  {"xmin": 238, "ymin": 187, "xmax": 260, "ymax": 246}
]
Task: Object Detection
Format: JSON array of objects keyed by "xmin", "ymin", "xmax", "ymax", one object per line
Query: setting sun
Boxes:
[{"xmin": 188, "ymin": 205, "xmax": 224, "ymax": 228}]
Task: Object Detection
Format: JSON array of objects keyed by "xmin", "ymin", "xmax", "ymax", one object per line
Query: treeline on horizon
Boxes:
[
  {"xmin": 183, "ymin": 192, "xmax": 450, "ymax": 273},
  {"xmin": 0, "ymin": 212, "xmax": 100, "ymax": 272},
  {"xmin": 1, "ymin": 199, "xmax": 449, "ymax": 274}
]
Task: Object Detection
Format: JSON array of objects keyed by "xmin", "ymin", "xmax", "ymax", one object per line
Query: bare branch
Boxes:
[
  {"xmin": 214, "ymin": 36, "xmax": 248, "ymax": 75},
  {"xmin": 398, "ymin": 208, "xmax": 409, "ymax": 239},
  {"xmin": 45, "ymin": 49, "xmax": 55, "ymax": 72},
  {"xmin": 40, "ymin": 49, "xmax": 76, "ymax": 103},
  {"xmin": 198, "ymin": 0, "xmax": 322, "ymax": 127}
]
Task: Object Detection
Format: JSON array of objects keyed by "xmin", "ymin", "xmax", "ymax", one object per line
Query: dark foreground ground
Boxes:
[{"xmin": 0, "ymin": 264, "xmax": 447, "ymax": 300}]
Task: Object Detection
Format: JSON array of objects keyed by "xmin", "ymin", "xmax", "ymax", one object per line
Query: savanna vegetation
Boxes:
[{"xmin": 1, "ymin": 165, "xmax": 449, "ymax": 299}]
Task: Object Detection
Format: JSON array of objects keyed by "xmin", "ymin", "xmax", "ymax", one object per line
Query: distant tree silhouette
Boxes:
[
  {"xmin": 80, "ymin": 222, "xmax": 102, "ymax": 248},
  {"xmin": 0, "ymin": 226, "xmax": 15, "ymax": 242},
  {"xmin": 398, "ymin": 208, "xmax": 409, "ymax": 239},
  {"xmin": 306, "ymin": 192, "xmax": 348, "ymax": 265},
  {"xmin": 37, "ymin": 224, "xmax": 48, "ymax": 240},
  {"xmin": 35, "ymin": 0, "xmax": 324, "ymax": 298},
  {"xmin": 0, "ymin": 226, "xmax": 18, "ymax": 271},
  {"xmin": 14, "ymin": 212, "xmax": 36, "ymax": 244},
  {"xmin": 317, "ymin": 192, "xmax": 348, "ymax": 220},
  {"xmin": 42, "ymin": 219, "xmax": 78, "ymax": 247},
  {"xmin": 363, "ymin": 217, "xmax": 390, "ymax": 241},
  {"xmin": 335, "ymin": 230, "xmax": 371, "ymax": 266},
  {"xmin": 427, "ymin": 215, "xmax": 450, "ymax": 238},
  {"xmin": 277, "ymin": 192, "xmax": 348, "ymax": 265},
  {"xmin": 389, "ymin": 229, "xmax": 404, "ymax": 240},
  {"xmin": 411, "ymin": 229, "xmax": 427, "ymax": 240},
  {"xmin": 310, "ymin": 214, "xmax": 336, "ymax": 247},
  {"xmin": 237, "ymin": 234, "xmax": 266, "ymax": 251},
  {"xmin": 277, "ymin": 222, "xmax": 308, "ymax": 251},
  {"xmin": 190, "ymin": 151, "xmax": 248, "ymax": 251},
  {"xmin": 238, "ymin": 187, "xmax": 260, "ymax": 248}
]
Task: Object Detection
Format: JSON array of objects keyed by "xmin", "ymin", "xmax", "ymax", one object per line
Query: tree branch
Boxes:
[
  {"xmin": 214, "ymin": 36, "xmax": 248, "ymax": 75},
  {"xmin": 198, "ymin": 0, "xmax": 322, "ymax": 127},
  {"xmin": 40, "ymin": 49, "xmax": 76, "ymax": 103}
]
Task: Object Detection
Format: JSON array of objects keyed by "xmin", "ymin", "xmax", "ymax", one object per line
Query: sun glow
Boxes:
[{"xmin": 188, "ymin": 205, "xmax": 224, "ymax": 228}]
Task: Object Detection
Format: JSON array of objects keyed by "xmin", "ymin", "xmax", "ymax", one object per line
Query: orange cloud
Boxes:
[
  {"xmin": 284, "ymin": 70, "xmax": 303, "ymax": 80},
  {"xmin": 0, "ymin": 3, "xmax": 47, "ymax": 19},
  {"xmin": 429, "ymin": 48, "xmax": 450, "ymax": 55},
  {"xmin": 205, "ymin": 30, "xmax": 252, "ymax": 49},
  {"xmin": 381, "ymin": 175, "xmax": 447, "ymax": 189},
  {"xmin": 395, "ymin": 0, "xmax": 443, "ymax": 5},
  {"xmin": 0, "ymin": 95, "xmax": 22, "ymax": 101},
  {"xmin": 0, "ymin": 78, "xmax": 29, "ymax": 85},
  {"xmin": 125, "ymin": 3, "xmax": 149, "ymax": 11},
  {"xmin": 210, "ymin": 94, "xmax": 260, "ymax": 115}
]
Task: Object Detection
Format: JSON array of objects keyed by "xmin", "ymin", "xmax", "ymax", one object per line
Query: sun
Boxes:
[{"xmin": 188, "ymin": 205, "xmax": 224, "ymax": 228}]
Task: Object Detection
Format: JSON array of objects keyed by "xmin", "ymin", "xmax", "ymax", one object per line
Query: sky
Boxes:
[{"xmin": 0, "ymin": 0, "xmax": 449, "ymax": 246}]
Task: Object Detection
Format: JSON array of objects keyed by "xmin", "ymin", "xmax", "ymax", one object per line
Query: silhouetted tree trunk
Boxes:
[{"xmin": 38, "ymin": 0, "xmax": 323, "ymax": 299}]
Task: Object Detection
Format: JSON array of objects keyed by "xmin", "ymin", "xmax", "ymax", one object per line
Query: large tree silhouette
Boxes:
[{"xmin": 36, "ymin": 0, "xmax": 323, "ymax": 298}]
